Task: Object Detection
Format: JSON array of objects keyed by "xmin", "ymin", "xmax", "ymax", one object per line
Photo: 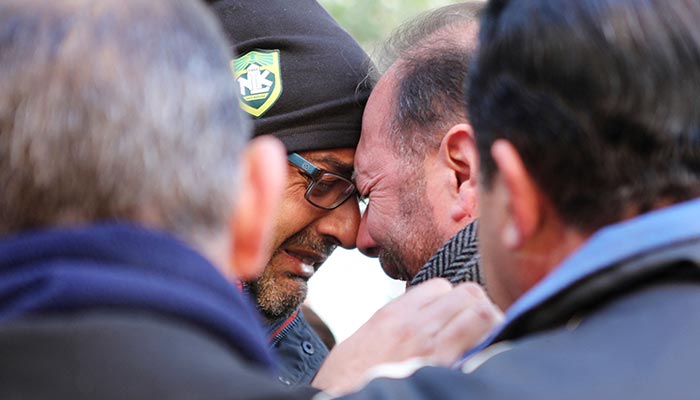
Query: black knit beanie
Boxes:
[{"xmin": 209, "ymin": 0, "xmax": 374, "ymax": 152}]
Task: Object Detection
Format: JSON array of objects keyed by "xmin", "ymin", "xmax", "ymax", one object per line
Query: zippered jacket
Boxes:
[{"xmin": 269, "ymin": 309, "xmax": 329, "ymax": 386}]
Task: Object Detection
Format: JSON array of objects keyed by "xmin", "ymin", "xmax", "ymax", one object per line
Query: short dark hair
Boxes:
[
  {"xmin": 470, "ymin": 0, "xmax": 700, "ymax": 232},
  {"xmin": 381, "ymin": 2, "xmax": 483, "ymax": 159}
]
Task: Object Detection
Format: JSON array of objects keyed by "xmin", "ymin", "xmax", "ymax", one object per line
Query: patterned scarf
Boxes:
[{"xmin": 409, "ymin": 220, "xmax": 483, "ymax": 287}]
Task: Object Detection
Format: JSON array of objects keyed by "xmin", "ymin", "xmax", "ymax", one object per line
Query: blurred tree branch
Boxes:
[{"xmin": 319, "ymin": 0, "xmax": 461, "ymax": 56}]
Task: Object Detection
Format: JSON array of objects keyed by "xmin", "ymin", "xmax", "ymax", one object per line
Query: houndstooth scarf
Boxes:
[{"xmin": 409, "ymin": 219, "xmax": 483, "ymax": 287}]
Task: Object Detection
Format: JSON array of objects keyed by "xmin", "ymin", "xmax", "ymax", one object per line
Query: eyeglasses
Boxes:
[{"xmin": 288, "ymin": 153, "xmax": 358, "ymax": 210}]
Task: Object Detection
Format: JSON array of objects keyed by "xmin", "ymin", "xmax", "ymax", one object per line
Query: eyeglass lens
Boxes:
[{"xmin": 308, "ymin": 173, "xmax": 356, "ymax": 209}]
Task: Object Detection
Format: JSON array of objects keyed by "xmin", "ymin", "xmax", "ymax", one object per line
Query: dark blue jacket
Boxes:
[
  {"xmin": 0, "ymin": 224, "xmax": 318, "ymax": 399},
  {"xmin": 339, "ymin": 200, "xmax": 700, "ymax": 400},
  {"xmin": 269, "ymin": 309, "xmax": 329, "ymax": 386}
]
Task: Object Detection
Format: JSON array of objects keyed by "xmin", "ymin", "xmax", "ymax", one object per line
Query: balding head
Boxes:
[
  {"xmin": 377, "ymin": 1, "xmax": 483, "ymax": 159},
  {"xmin": 354, "ymin": 2, "xmax": 485, "ymax": 281}
]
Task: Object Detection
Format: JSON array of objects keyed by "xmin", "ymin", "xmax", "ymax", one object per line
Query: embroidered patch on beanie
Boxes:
[
  {"xmin": 210, "ymin": 0, "xmax": 374, "ymax": 152},
  {"xmin": 232, "ymin": 49, "xmax": 283, "ymax": 118}
]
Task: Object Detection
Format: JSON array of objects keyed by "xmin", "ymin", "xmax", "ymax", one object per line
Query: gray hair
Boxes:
[
  {"xmin": 0, "ymin": 0, "xmax": 249, "ymax": 240},
  {"xmin": 378, "ymin": 1, "xmax": 484, "ymax": 159}
]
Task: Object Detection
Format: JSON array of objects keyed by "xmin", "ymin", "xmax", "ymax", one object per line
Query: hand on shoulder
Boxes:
[{"xmin": 312, "ymin": 279, "xmax": 503, "ymax": 395}]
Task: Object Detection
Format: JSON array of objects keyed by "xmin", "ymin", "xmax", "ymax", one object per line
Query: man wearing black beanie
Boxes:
[{"xmin": 208, "ymin": 0, "xmax": 373, "ymax": 386}]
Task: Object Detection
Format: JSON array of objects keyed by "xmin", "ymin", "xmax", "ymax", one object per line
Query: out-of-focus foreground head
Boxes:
[
  {"xmin": 0, "ymin": 0, "xmax": 263, "ymax": 277},
  {"xmin": 209, "ymin": 0, "xmax": 373, "ymax": 322},
  {"xmin": 470, "ymin": 0, "xmax": 700, "ymax": 309},
  {"xmin": 355, "ymin": 2, "xmax": 484, "ymax": 281}
]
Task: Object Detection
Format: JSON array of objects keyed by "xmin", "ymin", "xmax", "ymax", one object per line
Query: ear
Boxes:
[
  {"xmin": 490, "ymin": 139, "xmax": 541, "ymax": 249},
  {"xmin": 440, "ymin": 123, "xmax": 479, "ymax": 222},
  {"xmin": 228, "ymin": 135, "xmax": 287, "ymax": 280}
]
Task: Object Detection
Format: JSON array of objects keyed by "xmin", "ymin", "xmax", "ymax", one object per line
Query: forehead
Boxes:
[
  {"xmin": 296, "ymin": 148, "xmax": 355, "ymax": 177},
  {"xmin": 356, "ymin": 67, "xmax": 399, "ymax": 180}
]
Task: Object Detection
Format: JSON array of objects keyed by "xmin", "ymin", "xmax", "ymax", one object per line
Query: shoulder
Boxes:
[
  {"xmin": 339, "ymin": 282, "xmax": 700, "ymax": 400},
  {"xmin": 0, "ymin": 312, "xmax": 318, "ymax": 400},
  {"xmin": 462, "ymin": 282, "xmax": 700, "ymax": 399}
]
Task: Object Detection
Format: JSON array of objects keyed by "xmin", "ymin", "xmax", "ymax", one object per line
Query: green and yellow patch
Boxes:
[{"xmin": 232, "ymin": 49, "xmax": 283, "ymax": 118}]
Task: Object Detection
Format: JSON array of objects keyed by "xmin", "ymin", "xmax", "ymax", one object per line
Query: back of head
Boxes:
[
  {"xmin": 381, "ymin": 1, "xmax": 483, "ymax": 159},
  {"xmin": 0, "ymin": 0, "xmax": 248, "ymax": 240},
  {"xmin": 209, "ymin": 0, "xmax": 373, "ymax": 153},
  {"xmin": 471, "ymin": 0, "xmax": 700, "ymax": 232}
]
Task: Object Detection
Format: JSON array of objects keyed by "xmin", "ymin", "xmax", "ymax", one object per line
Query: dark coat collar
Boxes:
[
  {"xmin": 409, "ymin": 220, "xmax": 483, "ymax": 287},
  {"xmin": 0, "ymin": 223, "xmax": 276, "ymax": 370}
]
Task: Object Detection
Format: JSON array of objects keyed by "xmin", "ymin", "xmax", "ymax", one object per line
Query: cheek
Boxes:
[
  {"xmin": 478, "ymin": 187, "xmax": 503, "ymax": 306},
  {"xmin": 479, "ymin": 235, "xmax": 505, "ymax": 305},
  {"xmin": 269, "ymin": 188, "xmax": 316, "ymax": 251},
  {"xmin": 266, "ymin": 219, "xmax": 287, "ymax": 260},
  {"xmin": 477, "ymin": 194, "xmax": 513, "ymax": 309},
  {"xmin": 364, "ymin": 196, "xmax": 399, "ymax": 240},
  {"xmin": 482, "ymin": 254, "xmax": 515, "ymax": 311}
]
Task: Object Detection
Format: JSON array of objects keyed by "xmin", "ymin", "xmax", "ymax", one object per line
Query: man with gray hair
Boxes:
[
  {"xmin": 0, "ymin": 0, "xmax": 312, "ymax": 397},
  {"xmin": 355, "ymin": 2, "xmax": 486, "ymax": 288}
]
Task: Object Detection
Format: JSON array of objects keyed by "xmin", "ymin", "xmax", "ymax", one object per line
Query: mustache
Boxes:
[{"xmin": 281, "ymin": 228, "xmax": 337, "ymax": 259}]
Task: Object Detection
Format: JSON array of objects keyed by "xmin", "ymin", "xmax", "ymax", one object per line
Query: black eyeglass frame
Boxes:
[{"xmin": 287, "ymin": 152, "xmax": 358, "ymax": 210}]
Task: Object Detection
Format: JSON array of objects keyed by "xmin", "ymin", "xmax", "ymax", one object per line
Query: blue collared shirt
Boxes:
[{"xmin": 462, "ymin": 198, "xmax": 700, "ymax": 359}]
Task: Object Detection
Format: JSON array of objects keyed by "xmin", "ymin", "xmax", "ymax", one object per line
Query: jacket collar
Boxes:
[
  {"xmin": 268, "ymin": 309, "xmax": 300, "ymax": 344},
  {"xmin": 409, "ymin": 220, "xmax": 483, "ymax": 287},
  {"xmin": 467, "ymin": 199, "xmax": 700, "ymax": 357},
  {"xmin": 0, "ymin": 223, "xmax": 276, "ymax": 370}
]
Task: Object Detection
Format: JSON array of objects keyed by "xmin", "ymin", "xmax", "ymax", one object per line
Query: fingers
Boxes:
[
  {"xmin": 429, "ymin": 292, "xmax": 504, "ymax": 364},
  {"xmin": 312, "ymin": 280, "xmax": 503, "ymax": 394},
  {"xmin": 369, "ymin": 281, "xmax": 501, "ymax": 361},
  {"xmin": 385, "ymin": 278, "xmax": 453, "ymax": 311},
  {"xmin": 366, "ymin": 278, "xmax": 453, "ymax": 331},
  {"xmin": 406, "ymin": 282, "xmax": 501, "ymax": 361},
  {"xmin": 415, "ymin": 282, "xmax": 488, "ymax": 320}
]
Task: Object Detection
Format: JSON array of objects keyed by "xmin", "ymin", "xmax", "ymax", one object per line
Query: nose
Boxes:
[
  {"xmin": 356, "ymin": 207, "xmax": 380, "ymax": 257},
  {"xmin": 315, "ymin": 197, "xmax": 361, "ymax": 249}
]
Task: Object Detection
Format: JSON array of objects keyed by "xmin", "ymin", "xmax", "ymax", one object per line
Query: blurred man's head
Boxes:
[
  {"xmin": 0, "ymin": 0, "xmax": 285, "ymax": 281},
  {"xmin": 210, "ymin": 0, "xmax": 373, "ymax": 321},
  {"xmin": 355, "ymin": 2, "xmax": 483, "ymax": 281},
  {"xmin": 470, "ymin": 0, "xmax": 700, "ymax": 309}
]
